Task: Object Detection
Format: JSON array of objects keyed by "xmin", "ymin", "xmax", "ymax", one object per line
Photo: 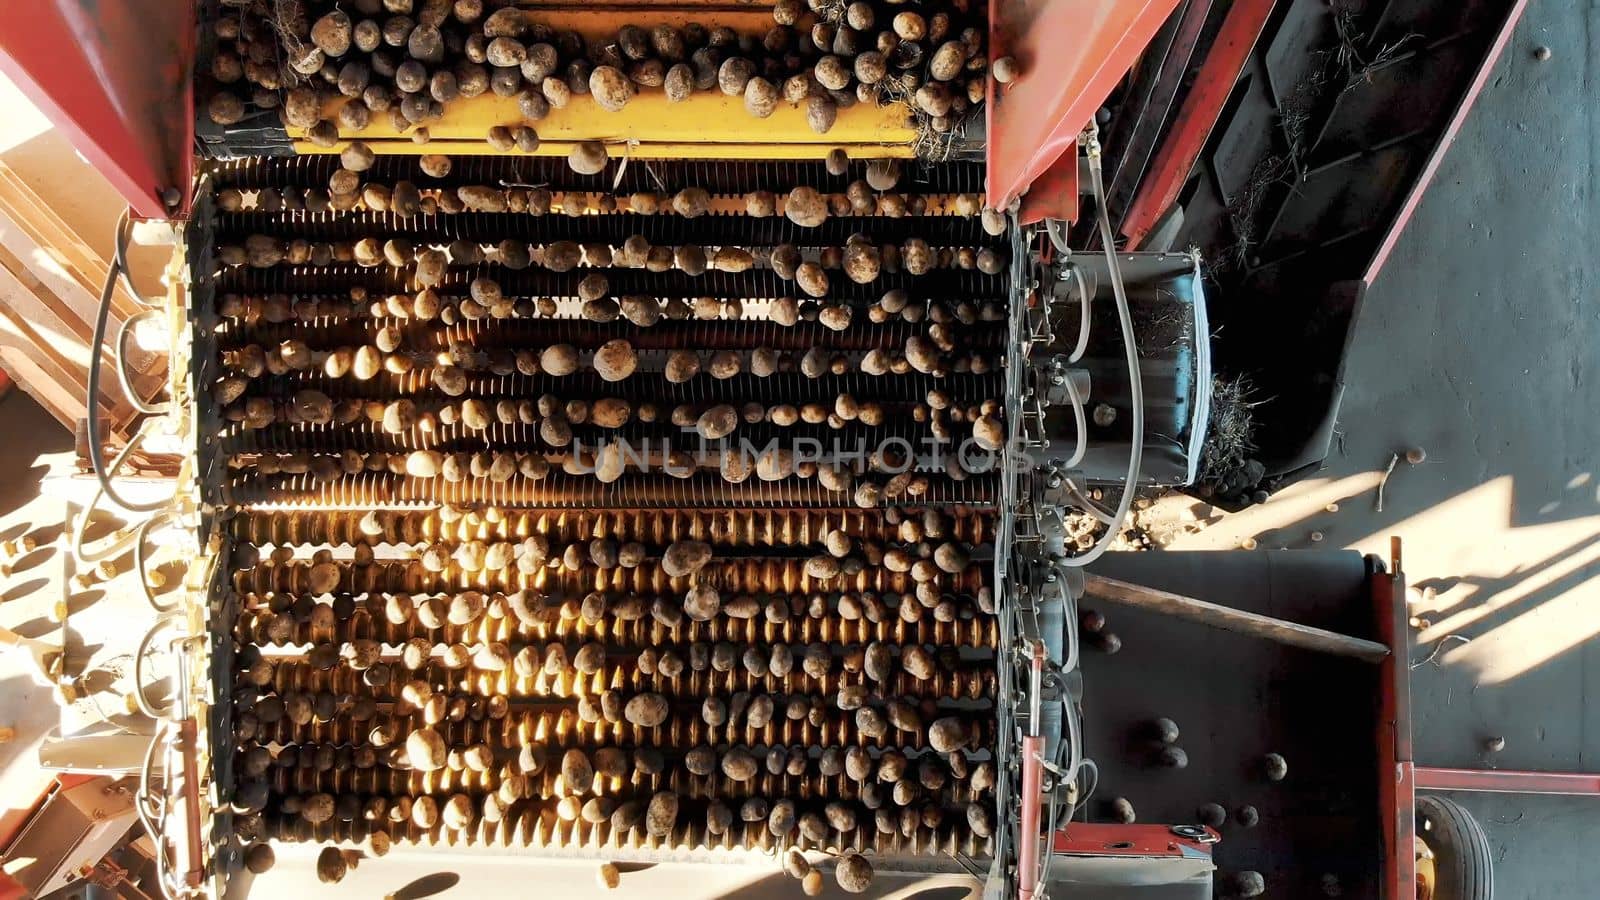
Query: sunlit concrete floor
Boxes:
[{"xmin": 1145, "ymin": 1, "xmax": 1600, "ymax": 894}]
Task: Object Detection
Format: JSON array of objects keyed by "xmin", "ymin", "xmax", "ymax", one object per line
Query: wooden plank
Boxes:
[
  {"xmin": 0, "ymin": 307, "xmax": 92, "ymax": 428},
  {"xmin": 1083, "ymin": 572, "xmax": 1392, "ymax": 662},
  {"xmin": 0, "ymin": 250, "xmax": 136, "ymax": 429},
  {"xmin": 0, "ymin": 163, "xmax": 165, "ymax": 402},
  {"xmin": 0, "ymin": 346, "xmax": 83, "ymax": 428},
  {"xmin": 0, "ymin": 163, "xmax": 143, "ymax": 319}
]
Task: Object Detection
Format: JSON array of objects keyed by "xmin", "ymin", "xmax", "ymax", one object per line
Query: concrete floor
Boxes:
[
  {"xmin": 0, "ymin": 390, "xmax": 77, "ymax": 846},
  {"xmin": 3, "ymin": 1, "xmax": 1599, "ymax": 893},
  {"xmin": 1145, "ymin": 1, "xmax": 1600, "ymax": 894}
]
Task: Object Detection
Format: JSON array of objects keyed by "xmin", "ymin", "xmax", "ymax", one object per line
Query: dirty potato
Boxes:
[{"xmin": 785, "ymin": 186, "xmax": 829, "ymax": 227}]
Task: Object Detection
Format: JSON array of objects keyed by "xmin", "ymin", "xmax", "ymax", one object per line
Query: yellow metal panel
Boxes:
[
  {"xmin": 293, "ymin": 95, "xmax": 918, "ymax": 158},
  {"xmin": 288, "ymin": 6, "xmax": 920, "ymax": 158}
]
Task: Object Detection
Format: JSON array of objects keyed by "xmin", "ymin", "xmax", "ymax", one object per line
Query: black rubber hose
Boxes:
[{"xmin": 87, "ymin": 212, "xmax": 168, "ymax": 514}]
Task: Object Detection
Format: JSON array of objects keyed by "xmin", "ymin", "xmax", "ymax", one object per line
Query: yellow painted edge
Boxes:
[
  {"xmin": 292, "ymin": 94, "xmax": 918, "ymax": 158},
  {"xmin": 286, "ymin": 8, "xmax": 921, "ymax": 157},
  {"xmin": 290, "ymin": 138, "xmax": 915, "ymax": 159}
]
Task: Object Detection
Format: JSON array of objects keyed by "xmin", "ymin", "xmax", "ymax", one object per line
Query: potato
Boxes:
[
  {"xmin": 893, "ymin": 12, "xmax": 926, "ymax": 40},
  {"xmin": 992, "ymin": 55, "xmax": 1020, "ymax": 84},
  {"xmin": 768, "ymin": 245, "xmax": 800, "ymax": 283},
  {"xmin": 795, "ymin": 262, "xmax": 829, "ymax": 298},
  {"xmin": 860, "ymin": 159, "xmax": 899, "ymax": 191},
  {"xmin": 916, "ymin": 82, "xmax": 954, "ymax": 117},
  {"xmin": 428, "ymin": 68, "xmax": 460, "ymax": 104},
  {"xmin": 646, "ymin": 792, "xmax": 679, "ymax": 836},
  {"xmin": 561, "ymin": 749, "xmax": 594, "ymax": 794},
  {"xmin": 660, "ymin": 349, "xmax": 700, "ymax": 383},
  {"xmin": 785, "ymin": 186, "xmax": 828, "ymax": 226},
  {"xmin": 661, "ymin": 540, "xmax": 713, "ymax": 577},
  {"xmin": 702, "ymin": 350, "xmax": 737, "ymax": 379},
  {"xmin": 316, "ymin": 847, "xmax": 347, "ymax": 884},
  {"xmin": 672, "ymin": 187, "xmax": 711, "ymax": 218},
  {"xmin": 902, "ymin": 237, "xmax": 934, "ymax": 275},
  {"xmin": 582, "ymin": 397, "xmax": 629, "ymax": 430},
  {"xmin": 623, "ymin": 692, "xmax": 670, "ymax": 727},
  {"xmin": 243, "ymin": 842, "xmax": 276, "ymax": 874},
  {"xmin": 292, "ymin": 389, "xmax": 335, "ymax": 425},
  {"xmin": 929, "ymin": 40, "xmax": 967, "ymax": 82},
  {"xmin": 406, "ymin": 727, "xmax": 447, "ymax": 770},
  {"xmin": 805, "ymin": 95, "xmax": 838, "ymax": 134},
  {"xmin": 583, "ymin": 339, "xmax": 634, "ymax": 381},
  {"xmin": 588, "ymin": 65, "xmax": 633, "ymax": 111},
  {"xmin": 768, "ymin": 74, "xmax": 805, "ymax": 105},
  {"xmin": 972, "ymin": 413, "xmax": 1004, "ymax": 450},
  {"xmin": 978, "ymin": 247, "xmax": 1004, "ymax": 274},
  {"xmin": 568, "ymin": 140, "xmax": 608, "ymax": 175},
  {"xmin": 852, "ymin": 49, "xmax": 888, "ymax": 85},
  {"xmin": 843, "ymin": 242, "xmax": 881, "ymax": 283},
  {"xmin": 577, "ymin": 272, "xmax": 610, "ymax": 303},
  {"xmin": 697, "ymin": 404, "xmax": 738, "ymax": 440},
  {"xmin": 301, "ymin": 792, "xmax": 337, "ymax": 825},
  {"xmin": 805, "ymin": 52, "xmax": 843, "ymax": 92},
  {"xmin": 711, "ymin": 246, "xmax": 754, "ymax": 273},
  {"xmin": 744, "ymin": 77, "xmax": 779, "ymax": 118},
  {"xmin": 981, "ymin": 207, "xmax": 1008, "ymax": 236},
  {"xmin": 540, "ymin": 344, "xmax": 579, "ymax": 376},
  {"xmin": 208, "ymin": 92, "xmax": 246, "ymax": 125},
  {"xmin": 521, "ymin": 41, "xmax": 560, "ymax": 80},
  {"xmin": 512, "ymin": 125, "xmax": 540, "ymax": 152},
  {"xmin": 681, "ymin": 583, "xmax": 719, "ymax": 620},
  {"xmin": 767, "ymin": 799, "xmax": 796, "ymax": 837},
  {"xmin": 283, "ymin": 86, "xmax": 321, "ymax": 128},
  {"xmin": 401, "ymin": 25, "xmax": 443, "ymax": 64},
  {"xmin": 818, "ymin": 304, "xmax": 852, "ymax": 330},
  {"xmin": 543, "ymin": 239, "xmax": 582, "ymax": 272},
  {"xmin": 618, "ymin": 58, "xmax": 672, "ymax": 102},
  {"xmin": 459, "ymin": 184, "xmax": 507, "ymax": 211},
  {"xmin": 718, "ymin": 57, "xmax": 754, "ymax": 96},
  {"xmin": 927, "ymin": 716, "xmax": 967, "ymax": 753}
]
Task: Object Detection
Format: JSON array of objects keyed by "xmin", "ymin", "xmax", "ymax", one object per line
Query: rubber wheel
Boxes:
[{"xmin": 1417, "ymin": 795, "xmax": 1493, "ymax": 900}]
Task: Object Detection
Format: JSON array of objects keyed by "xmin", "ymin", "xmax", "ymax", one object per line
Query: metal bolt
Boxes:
[{"xmin": 1534, "ymin": 45, "xmax": 1552, "ymax": 61}]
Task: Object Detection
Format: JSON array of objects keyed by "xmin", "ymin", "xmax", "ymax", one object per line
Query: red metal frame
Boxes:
[
  {"xmin": 0, "ymin": 3, "xmax": 195, "ymax": 219},
  {"xmin": 1101, "ymin": 0, "xmax": 1218, "ymax": 224},
  {"xmin": 1120, "ymin": 0, "xmax": 1277, "ymax": 249},
  {"xmin": 1051, "ymin": 823, "xmax": 1219, "ymax": 856},
  {"xmin": 987, "ymin": 0, "xmax": 1181, "ymax": 223},
  {"xmin": 1361, "ymin": 0, "xmax": 1532, "ymax": 282},
  {"xmin": 1376, "ymin": 537, "xmax": 1415, "ymax": 900},
  {"xmin": 1416, "ymin": 767, "xmax": 1600, "ymax": 795},
  {"xmin": 1017, "ymin": 734, "xmax": 1045, "ymax": 900},
  {"xmin": 1016, "ymin": 151, "xmax": 1079, "ymax": 227}
]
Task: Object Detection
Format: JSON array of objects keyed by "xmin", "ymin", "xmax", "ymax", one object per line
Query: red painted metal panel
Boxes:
[
  {"xmin": 0, "ymin": 3, "xmax": 194, "ymax": 219},
  {"xmin": 1017, "ymin": 734, "xmax": 1044, "ymax": 900},
  {"xmin": 1362, "ymin": 0, "xmax": 1532, "ymax": 282},
  {"xmin": 987, "ymin": 0, "xmax": 1181, "ymax": 221},
  {"xmin": 1017, "ymin": 148, "xmax": 1078, "ymax": 226},
  {"xmin": 1052, "ymin": 823, "xmax": 1218, "ymax": 856},
  {"xmin": 1120, "ymin": 0, "xmax": 1277, "ymax": 249},
  {"xmin": 1416, "ymin": 767, "xmax": 1600, "ymax": 796},
  {"xmin": 1374, "ymin": 541, "xmax": 1416, "ymax": 900}
]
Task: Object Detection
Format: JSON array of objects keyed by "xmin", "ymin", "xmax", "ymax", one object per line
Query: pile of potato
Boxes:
[{"xmin": 206, "ymin": 0, "xmax": 1005, "ymax": 160}]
